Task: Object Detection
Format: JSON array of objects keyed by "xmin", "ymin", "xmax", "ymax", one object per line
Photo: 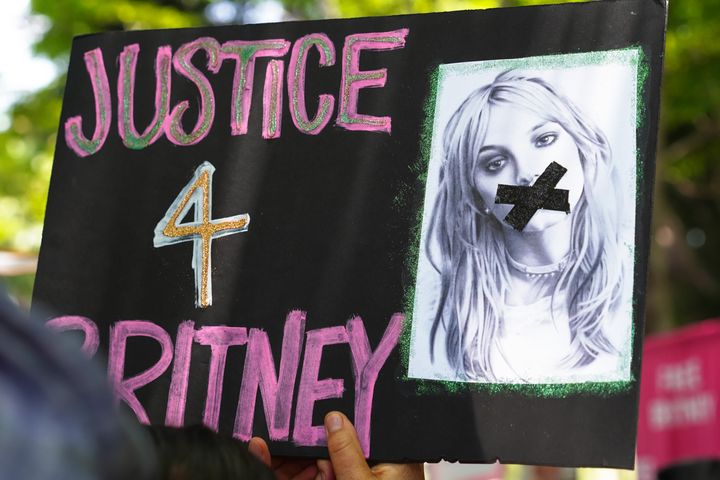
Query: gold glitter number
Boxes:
[{"xmin": 153, "ymin": 161, "xmax": 250, "ymax": 308}]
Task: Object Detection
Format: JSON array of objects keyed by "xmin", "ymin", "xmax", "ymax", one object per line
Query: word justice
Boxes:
[
  {"xmin": 65, "ymin": 29, "xmax": 409, "ymax": 157},
  {"xmin": 46, "ymin": 310, "xmax": 404, "ymax": 457}
]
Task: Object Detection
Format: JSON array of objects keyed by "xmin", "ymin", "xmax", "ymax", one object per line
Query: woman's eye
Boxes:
[
  {"xmin": 484, "ymin": 156, "xmax": 507, "ymax": 172},
  {"xmin": 534, "ymin": 132, "xmax": 558, "ymax": 148}
]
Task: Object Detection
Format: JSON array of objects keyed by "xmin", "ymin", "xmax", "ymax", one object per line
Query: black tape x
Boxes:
[{"xmin": 494, "ymin": 161, "xmax": 570, "ymax": 231}]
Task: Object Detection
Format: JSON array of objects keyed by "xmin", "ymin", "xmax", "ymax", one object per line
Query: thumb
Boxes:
[
  {"xmin": 324, "ymin": 411, "xmax": 374, "ymax": 480},
  {"xmin": 248, "ymin": 437, "xmax": 271, "ymax": 468}
]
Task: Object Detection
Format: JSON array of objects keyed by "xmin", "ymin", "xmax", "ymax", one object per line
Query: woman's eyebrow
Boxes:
[
  {"xmin": 527, "ymin": 121, "xmax": 555, "ymax": 134},
  {"xmin": 478, "ymin": 145, "xmax": 503, "ymax": 154}
]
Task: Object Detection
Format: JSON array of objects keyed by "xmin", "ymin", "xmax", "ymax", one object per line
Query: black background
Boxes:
[{"xmin": 33, "ymin": 0, "xmax": 666, "ymax": 467}]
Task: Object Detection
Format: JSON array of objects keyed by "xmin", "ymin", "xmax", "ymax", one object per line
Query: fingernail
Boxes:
[
  {"xmin": 325, "ymin": 412, "xmax": 342, "ymax": 433},
  {"xmin": 314, "ymin": 472, "xmax": 325, "ymax": 480}
]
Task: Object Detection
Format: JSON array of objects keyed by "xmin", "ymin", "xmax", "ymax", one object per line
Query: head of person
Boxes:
[
  {"xmin": 428, "ymin": 70, "xmax": 624, "ymax": 380},
  {"xmin": 0, "ymin": 291, "xmax": 156, "ymax": 480},
  {"xmin": 146, "ymin": 425, "xmax": 275, "ymax": 480}
]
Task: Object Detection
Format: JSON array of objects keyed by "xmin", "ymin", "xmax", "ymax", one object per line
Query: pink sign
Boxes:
[
  {"xmin": 426, "ymin": 462, "xmax": 503, "ymax": 480},
  {"xmin": 637, "ymin": 319, "xmax": 720, "ymax": 479}
]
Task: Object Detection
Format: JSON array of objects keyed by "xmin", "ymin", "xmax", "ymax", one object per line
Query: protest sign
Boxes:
[
  {"xmin": 33, "ymin": 0, "xmax": 666, "ymax": 467},
  {"xmin": 637, "ymin": 320, "xmax": 720, "ymax": 478}
]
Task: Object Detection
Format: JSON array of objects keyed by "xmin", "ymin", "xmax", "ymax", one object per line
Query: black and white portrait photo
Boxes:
[{"xmin": 408, "ymin": 50, "xmax": 640, "ymax": 384}]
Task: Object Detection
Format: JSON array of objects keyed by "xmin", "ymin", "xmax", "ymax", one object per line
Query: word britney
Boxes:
[
  {"xmin": 47, "ymin": 311, "xmax": 403, "ymax": 456},
  {"xmin": 65, "ymin": 29, "xmax": 409, "ymax": 157}
]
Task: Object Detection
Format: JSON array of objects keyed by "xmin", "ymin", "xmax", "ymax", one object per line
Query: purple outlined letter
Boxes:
[
  {"xmin": 336, "ymin": 29, "xmax": 409, "ymax": 133},
  {"xmin": 165, "ymin": 320, "xmax": 195, "ymax": 427},
  {"xmin": 234, "ymin": 310, "xmax": 306, "ymax": 441},
  {"xmin": 166, "ymin": 37, "xmax": 222, "ymax": 146},
  {"xmin": 220, "ymin": 39, "xmax": 290, "ymax": 136},
  {"xmin": 108, "ymin": 321, "xmax": 174, "ymax": 424},
  {"xmin": 46, "ymin": 315, "xmax": 100, "ymax": 357},
  {"xmin": 118, "ymin": 44, "xmax": 172, "ymax": 149},
  {"xmin": 194, "ymin": 325, "xmax": 249, "ymax": 431},
  {"xmin": 292, "ymin": 325, "xmax": 348, "ymax": 446},
  {"xmin": 346, "ymin": 314, "xmax": 404, "ymax": 457},
  {"xmin": 287, "ymin": 33, "xmax": 336, "ymax": 135},
  {"xmin": 262, "ymin": 59, "xmax": 285, "ymax": 139},
  {"xmin": 64, "ymin": 48, "xmax": 111, "ymax": 157}
]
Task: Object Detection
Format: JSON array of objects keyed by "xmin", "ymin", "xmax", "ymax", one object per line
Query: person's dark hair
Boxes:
[
  {"xmin": 0, "ymin": 291, "xmax": 156, "ymax": 480},
  {"xmin": 146, "ymin": 425, "xmax": 275, "ymax": 480}
]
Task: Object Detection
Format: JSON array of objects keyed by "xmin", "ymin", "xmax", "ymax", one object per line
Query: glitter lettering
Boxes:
[
  {"xmin": 166, "ymin": 38, "xmax": 222, "ymax": 146},
  {"xmin": 336, "ymin": 29, "xmax": 409, "ymax": 133},
  {"xmin": 153, "ymin": 161, "xmax": 250, "ymax": 308},
  {"xmin": 118, "ymin": 44, "xmax": 172, "ymax": 149},
  {"xmin": 288, "ymin": 33, "xmax": 336, "ymax": 135},
  {"xmin": 262, "ymin": 59, "xmax": 285, "ymax": 139},
  {"xmin": 220, "ymin": 39, "xmax": 290, "ymax": 136},
  {"xmin": 64, "ymin": 48, "xmax": 111, "ymax": 157}
]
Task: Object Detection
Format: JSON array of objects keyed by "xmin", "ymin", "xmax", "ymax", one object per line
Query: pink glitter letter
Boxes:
[
  {"xmin": 287, "ymin": 33, "xmax": 336, "ymax": 135},
  {"xmin": 220, "ymin": 39, "xmax": 290, "ymax": 136},
  {"xmin": 234, "ymin": 310, "xmax": 305, "ymax": 441},
  {"xmin": 108, "ymin": 321, "xmax": 174, "ymax": 424},
  {"xmin": 165, "ymin": 320, "xmax": 195, "ymax": 427},
  {"xmin": 118, "ymin": 44, "xmax": 172, "ymax": 149},
  {"xmin": 346, "ymin": 313, "xmax": 404, "ymax": 457},
  {"xmin": 64, "ymin": 48, "xmax": 111, "ymax": 157},
  {"xmin": 166, "ymin": 37, "xmax": 222, "ymax": 146},
  {"xmin": 262, "ymin": 59, "xmax": 285, "ymax": 140},
  {"xmin": 46, "ymin": 315, "xmax": 100, "ymax": 357},
  {"xmin": 195, "ymin": 326, "xmax": 248, "ymax": 431},
  {"xmin": 292, "ymin": 326, "xmax": 348, "ymax": 447},
  {"xmin": 336, "ymin": 29, "xmax": 409, "ymax": 133}
]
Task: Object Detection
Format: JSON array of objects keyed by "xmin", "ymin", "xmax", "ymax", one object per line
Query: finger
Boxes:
[
  {"xmin": 249, "ymin": 437, "xmax": 272, "ymax": 467},
  {"xmin": 272, "ymin": 457, "xmax": 306, "ymax": 471},
  {"xmin": 292, "ymin": 463, "xmax": 320, "ymax": 480},
  {"xmin": 370, "ymin": 463, "xmax": 425, "ymax": 480},
  {"xmin": 273, "ymin": 459, "xmax": 317, "ymax": 480},
  {"xmin": 324, "ymin": 411, "xmax": 373, "ymax": 480},
  {"xmin": 316, "ymin": 459, "xmax": 336, "ymax": 480}
]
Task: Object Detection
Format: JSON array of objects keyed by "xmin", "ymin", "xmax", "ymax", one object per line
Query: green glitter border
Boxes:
[{"xmin": 397, "ymin": 47, "xmax": 647, "ymax": 398}]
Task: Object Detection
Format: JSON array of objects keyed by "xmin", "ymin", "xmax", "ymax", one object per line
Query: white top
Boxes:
[
  {"xmin": 407, "ymin": 286, "xmax": 633, "ymax": 384},
  {"xmin": 490, "ymin": 294, "xmax": 622, "ymax": 383}
]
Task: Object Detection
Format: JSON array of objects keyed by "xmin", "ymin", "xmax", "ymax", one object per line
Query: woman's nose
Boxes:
[
  {"xmin": 517, "ymin": 170, "xmax": 539, "ymax": 186},
  {"xmin": 514, "ymin": 149, "xmax": 541, "ymax": 186}
]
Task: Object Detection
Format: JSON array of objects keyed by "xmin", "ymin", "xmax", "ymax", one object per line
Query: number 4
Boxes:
[{"xmin": 153, "ymin": 161, "xmax": 249, "ymax": 308}]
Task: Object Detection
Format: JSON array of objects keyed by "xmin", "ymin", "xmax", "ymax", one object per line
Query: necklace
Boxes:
[{"xmin": 506, "ymin": 251, "xmax": 572, "ymax": 278}]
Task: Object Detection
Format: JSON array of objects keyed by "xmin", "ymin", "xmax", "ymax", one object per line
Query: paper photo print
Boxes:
[{"xmin": 408, "ymin": 50, "xmax": 640, "ymax": 385}]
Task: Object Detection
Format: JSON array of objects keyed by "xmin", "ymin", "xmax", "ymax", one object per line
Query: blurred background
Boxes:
[{"xmin": 0, "ymin": 0, "xmax": 717, "ymax": 478}]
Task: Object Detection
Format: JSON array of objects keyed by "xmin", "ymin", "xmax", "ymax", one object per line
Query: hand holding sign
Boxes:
[{"xmin": 249, "ymin": 412, "xmax": 425, "ymax": 480}]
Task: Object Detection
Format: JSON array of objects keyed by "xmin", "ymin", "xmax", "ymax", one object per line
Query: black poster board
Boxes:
[{"xmin": 33, "ymin": 0, "xmax": 667, "ymax": 467}]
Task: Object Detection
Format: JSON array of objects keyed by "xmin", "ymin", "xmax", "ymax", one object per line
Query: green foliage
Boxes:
[
  {"xmin": 326, "ymin": 0, "xmax": 499, "ymax": 18},
  {"xmin": 648, "ymin": 0, "xmax": 720, "ymax": 329},
  {"xmin": 0, "ymin": 0, "xmax": 213, "ymax": 304},
  {"xmin": 0, "ymin": 81, "xmax": 62, "ymax": 251},
  {"xmin": 0, "ymin": 1, "xmax": 209, "ymax": 250},
  {"xmin": 31, "ymin": 0, "xmax": 210, "ymax": 60}
]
